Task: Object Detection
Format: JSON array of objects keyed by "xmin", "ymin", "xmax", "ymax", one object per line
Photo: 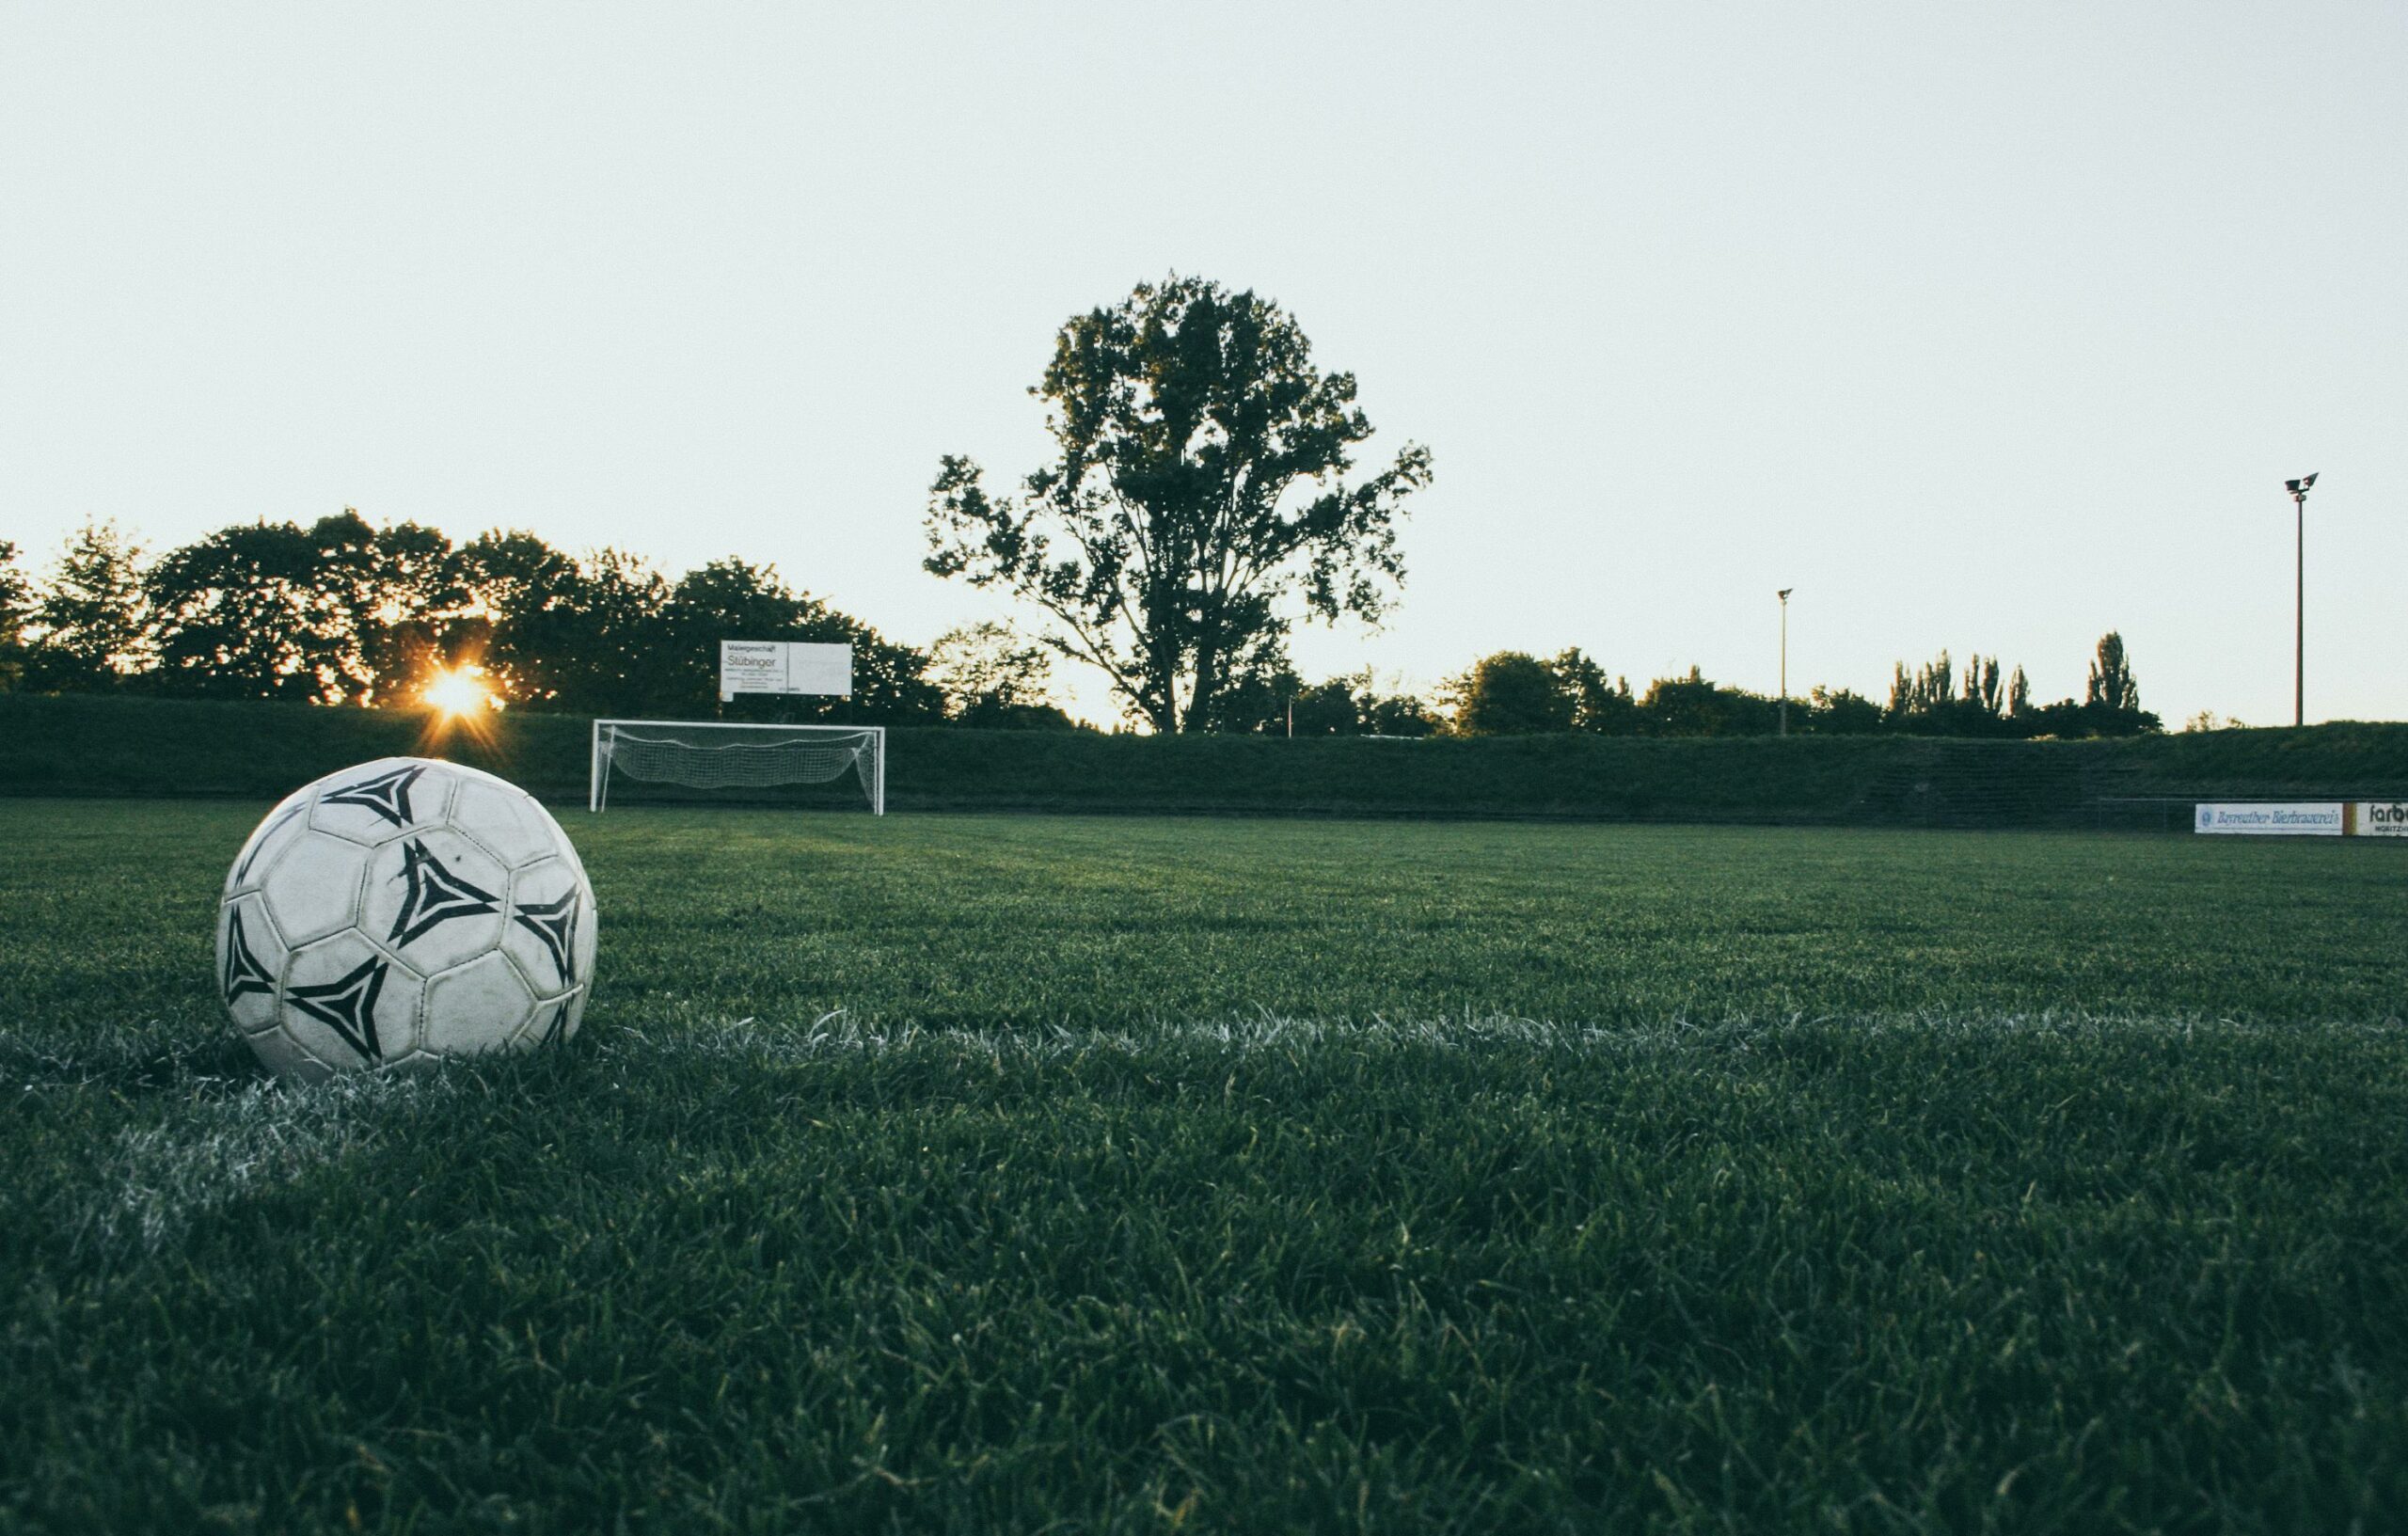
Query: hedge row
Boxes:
[{"xmin": 4, "ymin": 693, "xmax": 2402, "ymax": 825}]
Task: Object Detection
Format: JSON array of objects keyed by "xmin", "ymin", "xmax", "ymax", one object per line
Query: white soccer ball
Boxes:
[{"xmin": 215, "ymin": 756, "xmax": 598, "ymax": 1083}]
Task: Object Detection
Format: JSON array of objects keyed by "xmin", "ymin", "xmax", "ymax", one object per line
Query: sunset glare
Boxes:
[{"xmin": 420, "ymin": 667, "xmax": 495, "ymax": 718}]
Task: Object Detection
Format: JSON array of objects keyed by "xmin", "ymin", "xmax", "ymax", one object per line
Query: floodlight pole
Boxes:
[
  {"xmin": 1777, "ymin": 588, "xmax": 1794, "ymax": 736},
  {"xmin": 2286, "ymin": 474, "xmax": 2317, "ymax": 728}
]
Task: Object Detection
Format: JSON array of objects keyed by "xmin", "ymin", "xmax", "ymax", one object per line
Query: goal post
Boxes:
[{"xmin": 589, "ymin": 720, "xmax": 886, "ymax": 815}]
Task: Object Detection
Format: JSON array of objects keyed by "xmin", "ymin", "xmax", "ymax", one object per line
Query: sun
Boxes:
[{"xmin": 420, "ymin": 666, "xmax": 496, "ymax": 719}]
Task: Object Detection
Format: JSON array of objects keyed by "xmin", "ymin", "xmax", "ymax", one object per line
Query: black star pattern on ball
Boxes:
[
  {"xmin": 512, "ymin": 889, "xmax": 580, "ymax": 985},
  {"xmin": 387, "ymin": 838, "xmax": 501, "ymax": 948},
  {"xmin": 321, "ymin": 764, "xmax": 429, "ymax": 829},
  {"xmin": 220, "ymin": 909, "xmax": 276, "ymax": 1004},
  {"xmin": 287, "ymin": 955, "xmax": 388, "ymax": 1062}
]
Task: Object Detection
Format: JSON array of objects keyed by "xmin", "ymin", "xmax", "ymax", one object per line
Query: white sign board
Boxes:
[
  {"xmin": 2356, "ymin": 800, "xmax": 2408, "ymax": 837},
  {"xmin": 2193, "ymin": 802, "xmax": 2344, "ymax": 836},
  {"xmin": 720, "ymin": 641, "xmax": 853, "ymax": 701}
]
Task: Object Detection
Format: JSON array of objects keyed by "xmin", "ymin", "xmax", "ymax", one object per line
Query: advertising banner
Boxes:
[
  {"xmin": 720, "ymin": 641, "xmax": 852, "ymax": 700},
  {"xmin": 720, "ymin": 641, "xmax": 787, "ymax": 696},
  {"xmin": 785, "ymin": 643, "xmax": 853, "ymax": 695},
  {"xmin": 2193, "ymin": 802, "xmax": 2345, "ymax": 836},
  {"xmin": 2355, "ymin": 800, "xmax": 2408, "ymax": 838}
]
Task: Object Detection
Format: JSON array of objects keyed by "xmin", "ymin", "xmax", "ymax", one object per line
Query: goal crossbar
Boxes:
[{"xmin": 589, "ymin": 720, "xmax": 886, "ymax": 815}]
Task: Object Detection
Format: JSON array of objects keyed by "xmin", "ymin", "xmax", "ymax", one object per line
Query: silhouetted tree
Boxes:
[
  {"xmin": 1883, "ymin": 649, "xmax": 2022, "ymax": 736},
  {"xmin": 1287, "ymin": 675, "xmax": 1366, "ymax": 735},
  {"xmin": 1448, "ymin": 652, "xmax": 1575, "ymax": 735},
  {"xmin": 517, "ymin": 548, "xmax": 677, "ymax": 713},
  {"xmin": 1966, "ymin": 655, "xmax": 2004, "ymax": 718},
  {"xmin": 1807, "ymin": 686, "xmax": 1884, "ymax": 734},
  {"xmin": 457, "ymin": 530, "xmax": 586, "ymax": 705},
  {"xmin": 25, "ymin": 520, "xmax": 150, "ymax": 691},
  {"xmin": 1889, "ymin": 651, "xmax": 1958, "ymax": 718},
  {"xmin": 1547, "ymin": 648, "xmax": 1638, "ymax": 734},
  {"xmin": 1364, "ymin": 689, "xmax": 1442, "ymax": 736},
  {"xmin": 343, "ymin": 516, "xmax": 475, "ymax": 703},
  {"xmin": 145, "ymin": 520, "xmax": 335, "ymax": 700},
  {"xmin": 926, "ymin": 274, "xmax": 1434, "ymax": 732},
  {"xmin": 2076, "ymin": 630, "xmax": 2157, "ymax": 736},
  {"xmin": 0, "ymin": 542, "xmax": 29, "ymax": 691},
  {"xmin": 1640, "ymin": 666, "xmax": 1777, "ymax": 736},
  {"xmin": 2086, "ymin": 631, "xmax": 2139, "ymax": 712},
  {"xmin": 1189, "ymin": 631, "xmax": 1303, "ymax": 733},
  {"xmin": 929, "ymin": 621, "xmax": 1077, "ymax": 728}
]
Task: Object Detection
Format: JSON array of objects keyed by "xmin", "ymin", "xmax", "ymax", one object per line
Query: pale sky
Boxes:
[{"xmin": 5, "ymin": 2, "xmax": 2401, "ymax": 726}]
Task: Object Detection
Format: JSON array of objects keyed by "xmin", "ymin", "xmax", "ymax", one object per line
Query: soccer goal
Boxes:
[{"xmin": 589, "ymin": 720, "xmax": 885, "ymax": 815}]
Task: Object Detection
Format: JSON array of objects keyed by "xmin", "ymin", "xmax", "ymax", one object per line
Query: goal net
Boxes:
[{"xmin": 589, "ymin": 720, "xmax": 885, "ymax": 815}]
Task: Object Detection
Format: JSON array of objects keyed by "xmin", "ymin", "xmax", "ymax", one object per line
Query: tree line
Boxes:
[
  {"xmin": 1, "ymin": 274, "xmax": 2161, "ymax": 739},
  {"xmin": 0, "ymin": 517, "xmax": 2155, "ymax": 738},
  {"xmin": 1417, "ymin": 634, "xmax": 2156, "ymax": 739},
  {"xmin": 0, "ymin": 516, "xmax": 1071, "ymax": 728}
]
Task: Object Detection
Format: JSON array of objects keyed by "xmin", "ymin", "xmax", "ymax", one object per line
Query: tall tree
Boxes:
[
  {"xmin": 26, "ymin": 520, "xmax": 151, "ymax": 690},
  {"xmin": 2077, "ymin": 630, "xmax": 2158, "ymax": 736},
  {"xmin": 538, "ymin": 548, "xmax": 679, "ymax": 714},
  {"xmin": 458, "ymin": 530, "xmax": 587, "ymax": 705},
  {"xmin": 146, "ymin": 520, "xmax": 342, "ymax": 700},
  {"xmin": 1965, "ymin": 655, "xmax": 2004, "ymax": 718},
  {"xmin": 343, "ymin": 516, "xmax": 475, "ymax": 703},
  {"xmin": 2085, "ymin": 631, "xmax": 2140, "ymax": 712},
  {"xmin": 925, "ymin": 275, "xmax": 1433, "ymax": 732},
  {"xmin": 456, "ymin": 539, "xmax": 689, "ymax": 713}
]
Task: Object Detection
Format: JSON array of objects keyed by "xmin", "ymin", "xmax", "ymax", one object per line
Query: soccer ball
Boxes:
[{"xmin": 216, "ymin": 757, "xmax": 598, "ymax": 1083}]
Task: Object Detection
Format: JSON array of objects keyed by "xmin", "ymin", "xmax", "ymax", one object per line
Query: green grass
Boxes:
[{"xmin": 3, "ymin": 799, "xmax": 2404, "ymax": 1533}]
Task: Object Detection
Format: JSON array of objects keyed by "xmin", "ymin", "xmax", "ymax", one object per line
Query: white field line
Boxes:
[
  {"xmin": 33, "ymin": 1009, "xmax": 2403, "ymax": 1257},
  {"xmin": 594, "ymin": 1008, "xmax": 2405, "ymax": 1068},
  {"xmin": 67, "ymin": 1073, "xmax": 431, "ymax": 1257}
]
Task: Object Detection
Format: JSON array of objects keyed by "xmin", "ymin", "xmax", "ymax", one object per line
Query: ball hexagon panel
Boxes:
[
  {"xmin": 450, "ymin": 778, "xmax": 558, "ymax": 868},
  {"xmin": 515, "ymin": 984, "xmax": 590, "ymax": 1050},
  {"xmin": 307, "ymin": 758, "xmax": 458, "ymax": 848},
  {"xmin": 277, "ymin": 931, "xmax": 428, "ymax": 1078},
  {"xmin": 214, "ymin": 893, "xmax": 287, "ymax": 1037},
  {"xmin": 547, "ymin": 991, "xmax": 592, "ymax": 1054},
  {"xmin": 358, "ymin": 829, "xmax": 512, "ymax": 977},
  {"xmin": 422, "ymin": 951, "xmax": 540, "ymax": 1059},
  {"xmin": 502, "ymin": 857, "xmax": 589, "ymax": 993},
  {"xmin": 260, "ymin": 831, "xmax": 374, "ymax": 947},
  {"xmin": 225, "ymin": 796, "xmax": 312, "ymax": 898}
]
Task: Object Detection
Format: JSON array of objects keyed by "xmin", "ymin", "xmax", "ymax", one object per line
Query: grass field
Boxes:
[{"xmin": 3, "ymin": 799, "xmax": 2405, "ymax": 1533}]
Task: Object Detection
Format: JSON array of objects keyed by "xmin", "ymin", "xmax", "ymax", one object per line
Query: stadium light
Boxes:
[
  {"xmin": 1777, "ymin": 589, "xmax": 1794, "ymax": 736},
  {"xmin": 2286, "ymin": 473, "xmax": 2318, "ymax": 728}
]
